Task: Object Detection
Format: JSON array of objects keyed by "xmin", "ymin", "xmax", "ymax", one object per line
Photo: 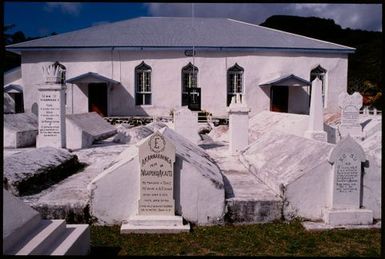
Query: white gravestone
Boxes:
[
  {"xmin": 36, "ymin": 85, "xmax": 66, "ymax": 148},
  {"xmin": 227, "ymin": 93, "xmax": 250, "ymax": 155},
  {"xmin": 120, "ymin": 131, "xmax": 190, "ymax": 233},
  {"xmin": 173, "ymin": 107, "xmax": 200, "ymax": 144},
  {"xmin": 36, "ymin": 63, "xmax": 66, "ymax": 148},
  {"xmin": 323, "ymin": 136, "xmax": 373, "ymax": 226},
  {"xmin": 304, "ymin": 77, "xmax": 327, "ymax": 142},
  {"xmin": 338, "ymin": 92, "xmax": 363, "ymax": 140}
]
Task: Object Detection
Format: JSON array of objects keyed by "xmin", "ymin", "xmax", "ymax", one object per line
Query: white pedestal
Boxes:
[
  {"xmin": 120, "ymin": 215, "xmax": 190, "ymax": 234},
  {"xmin": 322, "ymin": 208, "xmax": 373, "ymax": 226}
]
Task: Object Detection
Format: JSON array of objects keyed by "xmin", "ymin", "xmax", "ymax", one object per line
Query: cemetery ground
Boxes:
[{"xmin": 89, "ymin": 220, "xmax": 381, "ymax": 256}]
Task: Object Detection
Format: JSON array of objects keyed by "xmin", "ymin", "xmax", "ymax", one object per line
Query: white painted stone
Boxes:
[
  {"xmin": 338, "ymin": 92, "xmax": 363, "ymax": 140},
  {"xmin": 173, "ymin": 107, "xmax": 200, "ymax": 144},
  {"xmin": 240, "ymin": 131, "xmax": 335, "ymax": 220},
  {"xmin": 228, "ymin": 94, "xmax": 250, "ymax": 155},
  {"xmin": 66, "ymin": 112, "xmax": 117, "ymax": 150},
  {"xmin": 88, "ymin": 127, "xmax": 225, "ymax": 226},
  {"xmin": 4, "ymin": 112, "xmax": 38, "ymax": 148},
  {"xmin": 323, "ymin": 135, "xmax": 373, "ymax": 226},
  {"xmin": 4, "ymin": 92, "xmax": 16, "ymax": 114},
  {"xmin": 3, "ymin": 189, "xmax": 90, "ymax": 255},
  {"xmin": 328, "ymin": 135, "xmax": 366, "ymax": 210},
  {"xmin": 304, "ymin": 78, "xmax": 327, "ymax": 142},
  {"xmin": 113, "ymin": 125, "xmax": 153, "ymax": 144},
  {"xmin": 121, "ymin": 215, "xmax": 190, "ymax": 234},
  {"xmin": 36, "ymin": 84, "xmax": 66, "ymax": 148},
  {"xmin": 138, "ymin": 131, "xmax": 176, "ymax": 216}
]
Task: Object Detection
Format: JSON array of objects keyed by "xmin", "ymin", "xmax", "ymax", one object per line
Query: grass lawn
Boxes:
[{"xmin": 90, "ymin": 219, "xmax": 381, "ymax": 256}]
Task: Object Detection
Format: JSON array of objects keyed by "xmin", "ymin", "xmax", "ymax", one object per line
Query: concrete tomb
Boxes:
[
  {"xmin": 3, "ymin": 189, "xmax": 90, "ymax": 255},
  {"xmin": 66, "ymin": 112, "xmax": 117, "ymax": 150},
  {"xmin": 338, "ymin": 92, "xmax": 363, "ymax": 140},
  {"xmin": 304, "ymin": 78, "xmax": 327, "ymax": 142},
  {"xmin": 173, "ymin": 106, "xmax": 200, "ymax": 145},
  {"xmin": 88, "ymin": 127, "xmax": 225, "ymax": 227},
  {"xmin": 4, "ymin": 112, "xmax": 38, "ymax": 148},
  {"xmin": 228, "ymin": 93, "xmax": 250, "ymax": 155},
  {"xmin": 121, "ymin": 131, "xmax": 190, "ymax": 233},
  {"xmin": 323, "ymin": 136, "xmax": 373, "ymax": 226},
  {"xmin": 113, "ymin": 124, "xmax": 153, "ymax": 144},
  {"xmin": 3, "ymin": 147, "xmax": 80, "ymax": 196}
]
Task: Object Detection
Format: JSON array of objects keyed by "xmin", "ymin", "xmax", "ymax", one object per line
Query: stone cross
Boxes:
[
  {"xmin": 173, "ymin": 107, "xmax": 200, "ymax": 144},
  {"xmin": 227, "ymin": 93, "xmax": 250, "ymax": 155},
  {"xmin": 304, "ymin": 77, "xmax": 327, "ymax": 142},
  {"xmin": 323, "ymin": 135, "xmax": 372, "ymax": 226},
  {"xmin": 338, "ymin": 92, "xmax": 363, "ymax": 140},
  {"xmin": 137, "ymin": 131, "xmax": 176, "ymax": 215}
]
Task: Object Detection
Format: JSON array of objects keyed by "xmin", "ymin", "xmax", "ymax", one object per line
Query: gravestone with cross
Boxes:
[
  {"xmin": 323, "ymin": 135, "xmax": 373, "ymax": 226},
  {"xmin": 120, "ymin": 131, "xmax": 190, "ymax": 233},
  {"xmin": 338, "ymin": 92, "xmax": 363, "ymax": 141}
]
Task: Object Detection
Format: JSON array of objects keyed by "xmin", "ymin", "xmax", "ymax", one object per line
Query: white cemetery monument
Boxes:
[
  {"xmin": 173, "ymin": 106, "xmax": 200, "ymax": 144},
  {"xmin": 228, "ymin": 93, "xmax": 250, "ymax": 155},
  {"xmin": 323, "ymin": 135, "xmax": 373, "ymax": 226},
  {"xmin": 120, "ymin": 131, "xmax": 190, "ymax": 233},
  {"xmin": 304, "ymin": 77, "xmax": 327, "ymax": 142},
  {"xmin": 36, "ymin": 62, "xmax": 66, "ymax": 148},
  {"xmin": 338, "ymin": 92, "xmax": 363, "ymax": 140}
]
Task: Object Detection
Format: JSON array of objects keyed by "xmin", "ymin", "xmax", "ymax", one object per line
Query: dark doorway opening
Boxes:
[
  {"xmin": 186, "ymin": 88, "xmax": 201, "ymax": 111},
  {"xmin": 271, "ymin": 85, "xmax": 288, "ymax": 112},
  {"xmin": 88, "ymin": 83, "xmax": 107, "ymax": 117},
  {"xmin": 9, "ymin": 92, "xmax": 24, "ymax": 113}
]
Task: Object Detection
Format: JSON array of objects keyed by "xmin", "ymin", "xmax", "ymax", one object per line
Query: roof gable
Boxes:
[{"xmin": 6, "ymin": 17, "xmax": 355, "ymax": 53}]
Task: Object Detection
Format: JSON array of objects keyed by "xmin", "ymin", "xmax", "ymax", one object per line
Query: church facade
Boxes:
[{"xmin": 6, "ymin": 17, "xmax": 355, "ymax": 118}]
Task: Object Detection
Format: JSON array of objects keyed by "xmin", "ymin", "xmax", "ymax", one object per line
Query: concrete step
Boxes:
[
  {"xmin": 10, "ymin": 220, "xmax": 66, "ymax": 255},
  {"xmin": 49, "ymin": 224, "xmax": 90, "ymax": 255},
  {"xmin": 121, "ymin": 215, "xmax": 190, "ymax": 234},
  {"xmin": 223, "ymin": 170, "xmax": 283, "ymax": 224}
]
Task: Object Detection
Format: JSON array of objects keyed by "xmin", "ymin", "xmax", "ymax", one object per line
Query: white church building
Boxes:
[{"xmin": 6, "ymin": 17, "xmax": 355, "ymax": 118}]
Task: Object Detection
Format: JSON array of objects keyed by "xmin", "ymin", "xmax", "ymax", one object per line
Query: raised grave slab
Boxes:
[
  {"xmin": 3, "ymin": 147, "xmax": 81, "ymax": 196},
  {"xmin": 113, "ymin": 125, "xmax": 153, "ymax": 144},
  {"xmin": 4, "ymin": 92, "xmax": 15, "ymax": 114},
  {"xmin": 4, "ymin": 112, "xmax": 38, "ymax": 148},
  {"xmin": 88, "ymin": 127, "xmax": 225, "ymax": 226},
  {"xmin": 66, "ymin": 112, "xmax": 117, "ymax": 150},
  {"xmin": 240, "ymin": 132, "xmax": 335, "ymax": 220}
]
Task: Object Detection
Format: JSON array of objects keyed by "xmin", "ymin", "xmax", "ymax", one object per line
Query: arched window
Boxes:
[
  {"xmin": 181, "ymin": 62, "xmax": 198, "ymax": 106},
  {"xmin": 310, "ymin": 65, "xmax": 327, "ymax": 107},
  {"xmin": 227, "ymin": 63, "xmax": 244, "ymax": 106},
  {"xmin": 135, "ymin": 62, "xmax": 152, "ymax": 105}
]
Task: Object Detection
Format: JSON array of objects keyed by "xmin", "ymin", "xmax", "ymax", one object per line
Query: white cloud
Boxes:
[
  {"xmin": 45, "ymin": 3, "xmax": 82, "ymax": 16},
  {"xmin": 145, "ymin": 3, "xmax": 382, "ymax": 31}
]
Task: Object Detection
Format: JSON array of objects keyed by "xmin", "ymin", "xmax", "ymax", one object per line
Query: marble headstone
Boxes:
[
  {"xmin": 338, "ymin": 92, "xmax": 363, "ymax": 140},
  {"xmin": 173, "ymin": 107, "xmax": 200, "ymax": 144},
  {"xmin": 323, "ymin": 135, "xmax": 373, "ymax": 226}
]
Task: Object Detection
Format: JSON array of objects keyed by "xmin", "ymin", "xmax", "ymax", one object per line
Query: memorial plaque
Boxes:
[
  {"xmin": 138, "ymin": 131, "xmax": 176, "ymax": 215},
  {"xmin": 328, "ymin": 136, "xmax": 366, "ymax": 210},
  {"xmin": 36, "ymin": 85, "xmax": 66, "ymax": 148}
]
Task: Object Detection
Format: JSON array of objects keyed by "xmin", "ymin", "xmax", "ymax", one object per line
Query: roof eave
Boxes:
[{"xmin": 6, "ymin": 46, "xmax": 355, "ymax": 54}]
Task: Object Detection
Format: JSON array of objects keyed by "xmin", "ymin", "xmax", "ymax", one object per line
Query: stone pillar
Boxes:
[
  {"xmin": 323, "ymin": 136, "xmax": 372, "ymax": 226},
  {"xmin": 304, "ymin": 78, "xmax": 327, "ymax": 142},
  {"xmin": 338, "ymin": 92, "xmax": 363, "ymax": 140},
  {"xmin": 36, "ymin": 63, "xmax": 66, "ymax": 148},
  {"xmin": 227, "ymin": 94, "xmax": 250, "ymax": 155}
]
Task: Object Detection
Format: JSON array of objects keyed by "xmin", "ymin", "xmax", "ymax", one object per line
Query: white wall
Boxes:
[{"xmin": 22, "ymin": 49, "xmax": 348, "ymax": 117}]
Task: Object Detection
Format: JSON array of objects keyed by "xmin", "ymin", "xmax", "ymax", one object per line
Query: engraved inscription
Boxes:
[
  {"xmin": 39, "ymin": 92, "xmax": 61, "ymax": 137},
  {"xmin": 335, "ymin": 153, "xmax": 359, "ymax": 193}
]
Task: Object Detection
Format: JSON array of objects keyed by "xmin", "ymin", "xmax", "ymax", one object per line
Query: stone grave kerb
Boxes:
[{"xmin": 323, "ymin": 135, "xmax": 372, "ymax": 226}]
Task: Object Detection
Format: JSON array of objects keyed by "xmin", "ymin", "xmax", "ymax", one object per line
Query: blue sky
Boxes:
[{"xmin": 4, "ymin": 2, "xmax": 382, "ymax": 37}]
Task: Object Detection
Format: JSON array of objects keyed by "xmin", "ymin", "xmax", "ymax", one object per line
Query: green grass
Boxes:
[{"xmin": 90, "ymin": 220, "xmax": 381, "ymax": 256}]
